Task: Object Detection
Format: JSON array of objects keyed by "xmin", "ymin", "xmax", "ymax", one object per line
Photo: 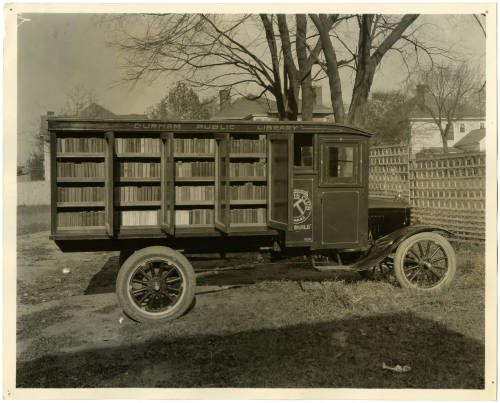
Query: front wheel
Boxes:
[
  {"xmin": 116, "ymin": 246, "xmax": 196, "ymax": 322},
  {"xmin": 393, "ymin": 232, "xmax": 456, "ymax": 291}
]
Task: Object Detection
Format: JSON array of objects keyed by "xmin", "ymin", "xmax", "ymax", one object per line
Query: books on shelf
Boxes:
[
  {"xmin": 57, "ymin": 137, "xmax": 104, "ymax": 153},
  {"xmin": 57, "ymin": 186, "xmax": 104, "ymax": 202},
  {"xmin": 115, "ymin": 186, "xmax": 160, "ymax": 202},
  {"xmin": 120, "ymin": 210, "xmax": 159, "ymax": 226},
  {"xmin": 57, "ymin": 210, "xmax": 105, "ymax": 227},
  {"xmin": 116, "ymin": 137, "xmax": 160, "ymax": 153},
  {"xmin": 175, "ymin": 185, "xmax": 214, "ymax": 201},
  {"xmin": 230, "ymin": 135, "xmax": 266, "ymax": 153},
  {"xmin": 230, "ymin": 208, "xmax": 267, "ymax": 224},
  {"xmin": 57, "ymin": 162, "xmax": 104, "ymax": 178},
  {"xmin": 119, "ymin": 162, "xmax": 160, "ymax": 178},
  {"xmin": 230, "ymin": 183, "xmax": 266, "ymax": 200},
  {"xmin": 229, "ymin": 162, "xmax": 266, "ymax": 177},
  {"xmin": 174, "ymin": 138, "xmax": 215, "ymax": 154},
  {"xmin": 175, "ymin": 209, "xmax": 214, "ymax": 225},
  {"xmin": 175, "ymin": 161, "xmax": 215, "ymax": 177}
]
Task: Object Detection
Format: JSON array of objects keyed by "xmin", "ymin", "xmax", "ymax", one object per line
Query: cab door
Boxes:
[{"xmin": 313, "ymin": 137, "xmax": 368, "ymax": 249}]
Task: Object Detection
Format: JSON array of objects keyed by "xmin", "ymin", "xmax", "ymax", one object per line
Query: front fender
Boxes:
[{"xmin": 352, "ymin": 225, "xmax": 453, "ymax": 271}]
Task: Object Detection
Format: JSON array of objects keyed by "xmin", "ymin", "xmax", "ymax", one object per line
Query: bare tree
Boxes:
[
  {"xmin": 108, "ymin": 14, "xmax": 326, "ymax": 121},
  {"xmin": 58, "ymin": 84, "xmax": 98, "ymax": 117},
  {"xmin": 106, "ymin": 14, "xmax": 439, "ymax": 124},
  {"xmin": 310, "ymin": 14, "xmax": 425, "ymax": 126},
  {"xmin": 416, "ymin": 62, "xmax": 481, "ymax": 153}
]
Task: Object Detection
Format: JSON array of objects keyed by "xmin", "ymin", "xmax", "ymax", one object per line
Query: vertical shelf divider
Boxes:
[
  {"xmin": 50, "ymin": 130, "xmax": 57, "ymax": 235},
  {"xmin": 160, "ymin": 132, "xmax": 174, "ymax": 235},
  {"xmin": 104, "ymin": 131, "xmax": 114, "ymax": 237}
]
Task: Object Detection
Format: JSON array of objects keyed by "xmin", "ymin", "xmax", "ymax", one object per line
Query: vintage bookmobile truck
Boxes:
[{"xmin": 49, "ymin": 118, "xmax": 456, "ymax": 322}]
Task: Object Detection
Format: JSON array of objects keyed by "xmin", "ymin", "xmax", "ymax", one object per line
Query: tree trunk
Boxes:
[
  {"xmin": 260, "ymin": 14, "xmax": 287, "ymax": 120},
  {"xmin": 277, "ymin": 15, "xmax": 300, "ymax": 121},
  {"xmin": 310, "ymin": 14, "xmax": 345, "ymax": 123},
  {"xmin": 441, "ymin": 125, "xmax": 450, "ymax": 153},
  {"xmin": 347, "ymin": 60, "xmax": 376, "ymax": 126},
  {"xmin": 296, "ymin": 14, "xmax": 313, "ymax": 121}
]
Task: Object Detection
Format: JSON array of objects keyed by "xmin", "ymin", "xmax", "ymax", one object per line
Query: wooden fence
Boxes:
[
  {"xmin": 369, "ymin": 145, "xmax": 485, "ymax": 242},
  {"xmin": 369, "ymin": 144, "xmax": 411, "ymax": 202}
]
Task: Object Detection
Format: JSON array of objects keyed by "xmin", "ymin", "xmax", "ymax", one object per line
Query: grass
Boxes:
[{"xmin": 16, "ymin": 243, "xmax": 485, "ymax": 389}]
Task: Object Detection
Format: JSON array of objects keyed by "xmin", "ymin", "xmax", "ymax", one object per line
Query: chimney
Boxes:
[
  {"xmin": 312, "ymin": 86, "xmax": 323, "ymax": 106},
  {"xmin": 219, "ymin": 88, "xmax": 231, "ymax": 110},
  {"xmin": 416, "ymin": 84, "xmax": 427, "ymax": 102}
]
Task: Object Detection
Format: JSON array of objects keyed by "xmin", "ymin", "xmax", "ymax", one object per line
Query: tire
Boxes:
[
  {"xmin": 393, "ymin": 232, "xmax": 456, "ymax": 291},
  {"xmin": 116, "ymin": 246, "xmax": 196, "ymax": 322},
  {"xmin": 118, "ymin": 250, "xmax": 134, "ymax": 267}
]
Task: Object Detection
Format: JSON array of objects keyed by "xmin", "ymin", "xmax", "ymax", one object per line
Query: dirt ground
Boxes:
[{"xmin": 15, "ymin": 206, "xmax": 486, "ymax": 389}]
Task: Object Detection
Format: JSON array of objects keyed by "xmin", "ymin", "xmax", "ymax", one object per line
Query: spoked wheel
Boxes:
[
  {"xmin": 393, "ymin": 232, "xmax": 456, "ymax": 291},
  {"xmin": 360, "ymin": 257, "xmax": 397, "ymax": 284},
  {"xmin": 116, "ymin": 246, "xmax": 196, "ymax": 322}
]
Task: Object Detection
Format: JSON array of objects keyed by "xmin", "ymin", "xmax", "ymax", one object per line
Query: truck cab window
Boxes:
[
  {"xmin": 294, "ymin": 133, "xmax": 313, "ymax": 168},
  {"xmin": 328, "ymin": 146, "xmax": 354, "ymax": 178}
]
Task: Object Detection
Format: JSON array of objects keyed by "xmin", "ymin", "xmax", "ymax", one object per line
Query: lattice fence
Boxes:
[
  {"xmin": 369, "ymin": 145, "xmax": 486, "ymax": 242},
  {"xmin": 409, "ymin": 152, "xmax": 485, "ymax": 242},
  {"xmin": 369, "ymin": 144, "xmax": 410, "ymax": 201}
]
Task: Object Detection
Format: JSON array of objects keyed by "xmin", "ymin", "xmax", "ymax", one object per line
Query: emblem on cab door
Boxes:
[{"xmin": 293, "ymin": 189, "xmax": 312, "ymax": 224}]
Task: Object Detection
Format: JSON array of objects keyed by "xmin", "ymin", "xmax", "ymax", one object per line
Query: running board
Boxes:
[
  {"xmin": 313, "ymin": 264, "xmax": 354, "ymax": 272},
  {"xmin": 311, "ymin": 256, "xmax": 354, "ymax": 272}
]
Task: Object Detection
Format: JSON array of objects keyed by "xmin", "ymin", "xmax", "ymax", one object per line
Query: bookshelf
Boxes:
[
  {"xmin": 51, "ymin": 130, "xmax": 271, "ymax": 237},
  {"xmin": 53, "ymin": 133, "xmax": 108, "ymax": 235},
  {"xmin": 114, "ymin": 135, "xmax": 161, "ymax": 231},
  {"xmin": 225, "ymin": 134, "xmax": 268, "ymax": 229},
  {"xmin": 173, "ymin": 134, "xmax": 216, "ymax": 229}
]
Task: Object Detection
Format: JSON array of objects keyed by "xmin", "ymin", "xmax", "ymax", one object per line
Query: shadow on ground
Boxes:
[
  {"xmin": 16, "ymin": 312, "xmax": 484, "ymax": 388},
  {"xmin": 84, "ymin": 256, "xmax": 362, "ymax": 295}
]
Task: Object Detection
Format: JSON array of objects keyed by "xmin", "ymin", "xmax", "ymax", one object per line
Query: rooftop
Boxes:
[{"xmin": 454, "ymin": 128, "xmax": 486, "ymax": 147}]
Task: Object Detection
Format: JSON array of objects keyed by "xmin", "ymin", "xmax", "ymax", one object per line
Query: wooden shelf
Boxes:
[
  {"xmin": 174, "ymin": 153, "xmax": 215, "ymax": 158},
  {"xmin": 230, "ymin": 200, "xmax": 267, "ymax": 205},
  {"xmin": 56, "ymin": 226, "xmax": 107, "ymax": 233},
  {"xmin": 50, "ymin": 227, "xmax": 109, "ymax": 240},
  {"xmin": 116, "ymin": 153, "xmax": 161, "ymax": 158},
  {"xmin": 119, "ymin": 225, "xmax": 161, "ymax": 231},
  {"xmin": 57, "ymin": 201, "xmax": 105, "ymax": 208},
  {"xmin": 175, "ymin": 224, "xmax": 215, "ymax": 229},
  {"xmin": 115, "ymin": 201, "xmax": 161, "ymax": 207},
  {"xmin": 230, "ymin": 223, "xmax": 268, "ymax": 228},
  {"xmin": 56, "ymin": 177, "xmax": 105, "ymax": 183},
  {"xmin": 175, "ymin": 177, "xmax": 215, "ymax": 182},
  {"xmin": 229, "ymin": 153, "xmax": 267, "ymax": 159},
  {"xmin": 227, "ymin": 177, "xmax": 267, "ymax": 182},
  {"xmin": 56, "ymin": 153, "xmax": 104, "ymax": 158},
  {"xmin": 175, "ymin": 200, "xmax": 214, "ymax": 206},
  {"xmin": 115, "ymin": 177, "xmax": 160, "ymax": 183}
]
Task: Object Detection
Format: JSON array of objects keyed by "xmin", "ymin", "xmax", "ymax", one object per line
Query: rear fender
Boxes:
[{"xmin": 352, "ymin": 225, "xmax": 453, "ymax": 271}]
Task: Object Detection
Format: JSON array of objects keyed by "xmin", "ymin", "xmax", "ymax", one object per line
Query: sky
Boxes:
[{"xmin": 16, "ymin": 12, "xmax": 486, "ymax": 164}]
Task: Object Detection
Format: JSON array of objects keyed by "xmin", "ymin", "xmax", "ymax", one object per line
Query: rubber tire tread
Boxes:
[
  {"xmin": 393, "ymin": 232, "xmax": 456, "ymax": 292},
  {"xmin": 116, "ymin": 246, "xmax": 196, "ymax": 323}
]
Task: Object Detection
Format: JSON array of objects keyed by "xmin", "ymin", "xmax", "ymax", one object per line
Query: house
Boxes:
[
  {"xmin": 41, "ymin": 104, "xmax": 147, "ymax": 182},
  {"xmin": 409, "ymin": 116, "xmax": 485, "ymax": 154},
  {"xmin": 211, "ymin": 87, "xmax": 333, "ymax": 122},
  {"xmin": 453, "ymin": 128, "xmax": 486, "ymax": 152},
  {"xmin": 407, "ymin": 85, "xmax": 485, "ymax": 154}
]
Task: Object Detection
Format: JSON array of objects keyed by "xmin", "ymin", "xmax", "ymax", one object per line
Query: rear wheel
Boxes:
[
  {"xmin": 116, "ymin": 246, "xmax": 196, "ymax": 322},
  {"xmin": 393, "ymin": 232, "xmax": 456, "ymax": 291}
]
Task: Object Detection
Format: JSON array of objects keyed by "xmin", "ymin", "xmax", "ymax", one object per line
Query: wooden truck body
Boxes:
[{"xmin": 49, "ymin": 118, "xmax": 456, "ymax": 322}]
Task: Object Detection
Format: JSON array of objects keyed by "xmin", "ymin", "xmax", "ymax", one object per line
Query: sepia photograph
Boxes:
[{"xmin": 4, "ymin": 3, "xmax": 496, "ymax": 399}]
